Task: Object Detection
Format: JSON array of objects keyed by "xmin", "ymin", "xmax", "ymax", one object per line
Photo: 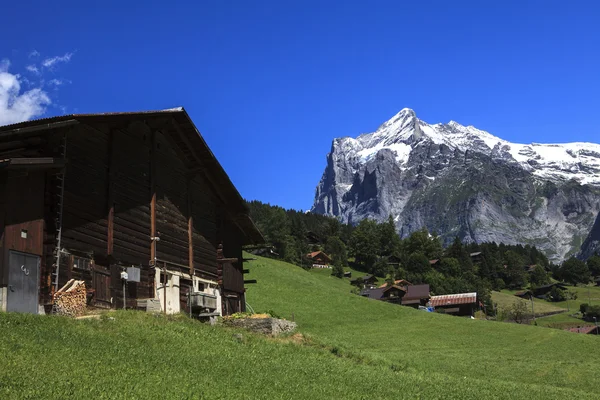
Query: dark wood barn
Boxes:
[
  {"xmin": 400, "ymin": 284, "xmax": 430, "ymax": 308},
  {"xmin": 0, "ymin": 108, "xmax": 263, "ymax": 316}
]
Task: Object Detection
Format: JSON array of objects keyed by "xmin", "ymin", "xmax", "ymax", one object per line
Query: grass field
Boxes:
[
  {"xmin": 496, "ymin": 285, "xmax": 600, "ymax": 328},
  {"xmin": 245, "ymin": 255, "xmax": 600, "ymax": 399},
  {"xmin": 1, "ymin": 255, "xmax": 599, "ymax": 399},
  {"xmin": 534, "ymin": 312, "xmax": 591, "ymax": 328},
  {"xmin": 491, "ymin": 290, "xmax": 566, "ymax": 314}
]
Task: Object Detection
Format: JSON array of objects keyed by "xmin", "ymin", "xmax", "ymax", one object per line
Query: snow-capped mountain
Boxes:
[{"xmin": 312, "ymin": 108, "xmax": 600, "ymax": 262}]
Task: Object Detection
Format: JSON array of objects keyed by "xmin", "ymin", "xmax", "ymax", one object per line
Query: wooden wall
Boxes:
[{"xmin": 0, "ymin": 115, "xmax": 253, "ymax": 313}]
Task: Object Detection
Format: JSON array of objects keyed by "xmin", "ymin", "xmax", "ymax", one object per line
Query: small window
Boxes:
[{"xmin": 73, "ymin": 256, "xmax": 92, "ymax": 271}]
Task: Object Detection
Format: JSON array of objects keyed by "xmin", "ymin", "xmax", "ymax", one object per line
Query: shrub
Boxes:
[
  {"xmin": 509, "ymin": 300, "xmax": 528, "ymax": 324},
  {"xmin": 331, "ymin": 263, "xmax": 344, "ymax": 278},
  {"xmin": 547, "ymin": 286, "xmax": 566, "ymax": 302},
  {"xmin": 580, "ymin": 303, "xmax": 589, "ymax": 315},
  {"xmin": 584, "ymin": 305, "xmax": 600, "ymax": 321}
]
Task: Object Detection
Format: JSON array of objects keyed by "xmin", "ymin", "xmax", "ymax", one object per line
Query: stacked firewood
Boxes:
[{"xmin": 53, "ymin": 279, "xmax": 87, "ymax": 317}]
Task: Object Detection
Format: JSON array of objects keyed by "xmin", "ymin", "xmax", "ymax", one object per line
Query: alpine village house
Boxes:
[{"xmin": 0, "ymin": 108, "xmax": 263, "ymax": 317}]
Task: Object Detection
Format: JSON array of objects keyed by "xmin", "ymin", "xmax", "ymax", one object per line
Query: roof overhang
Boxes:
[{"xmin": 0, "ymin": 108, "xmax": 264, "ymax": 245}]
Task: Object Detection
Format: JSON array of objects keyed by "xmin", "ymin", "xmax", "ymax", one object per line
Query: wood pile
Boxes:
[{"xmin": 53, "ymin": 279, "xmax": 87, "ymax": 317}]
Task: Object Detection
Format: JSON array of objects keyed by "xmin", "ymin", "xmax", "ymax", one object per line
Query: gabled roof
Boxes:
[
  {"xmin": 360, "ymin": 288, "xmax": 384, "ymax": 300},
  {"xmin": 0, "ymin": 108, "xmax": 264, "ymax": 244},
  {"xmin": 567, "ymin": 326, "xmax": 599, "ymax": 334},
  {"xmin": 379, "ymin": 279, "xmax": 412, "ymax": 288},
  {"xmin": 306, "ymin": 251, "xmax": 332, "ymax": 262},
  {"xmin": 430, "ymin": 292, "xmax": 477, "ymax": 307},
  {"xmin": 403, "ymin": 284, "xmax": 430, "ymax": 300},
  {"xmin": 382, "ymin": 285, "xmax": 407, "ymax": 294}
]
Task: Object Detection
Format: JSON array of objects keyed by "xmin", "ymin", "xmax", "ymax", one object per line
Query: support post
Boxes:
[
  {"xmin": 107, "ymin": 129, "xmax": 115, "ymax": 257},
  {"xmin": 187, "ymin": 178, "xmax": 194, "ymax": 277},
  {"xmin": 150, "ymin": 130, "xmax": 157, "ymax": 265},
  {"xmin": 163, "ymin": 262, "xmax": 167, "ymax": 315}
]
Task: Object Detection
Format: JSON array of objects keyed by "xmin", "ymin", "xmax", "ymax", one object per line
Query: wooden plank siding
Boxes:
[{"xmin": 0, "ymin": 110, "xmax": 263, "ymax": 314}]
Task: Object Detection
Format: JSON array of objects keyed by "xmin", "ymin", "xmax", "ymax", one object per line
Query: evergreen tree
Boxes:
[
  {"xmin": 503, "ymin": 251, "xmax": 528, "ymax": 289},
  {"xmin": 560, "ymin": 257, "xmax": 591, "ymax": 285},
  {"xmin": 529, "ymin": 264, "xmax": 550, "ymax": 287},
  {"xmin": 437, "ymin": 257, "xmax": 461, "ymax": 276},
  {"xmin": 402, "ymin": 228, "xmax": 442, "ymax": 259},
  {"xmin": 331, "ymin": 263, "xmax": 344, "ymax": 278},
  {"xmin": 325, "ymin": 236, "xmax": 348, "ymax": 268},
  {"xmin": 349, "ymin": 219, "xmax": 379, "ymax": 272},
  {"xmin": 378, "ymin": 215, "xmax": 401, "ymax": 257},
  {"xmin": 587, "ymin": 255, "xmax": 600, "ymax": 277}
]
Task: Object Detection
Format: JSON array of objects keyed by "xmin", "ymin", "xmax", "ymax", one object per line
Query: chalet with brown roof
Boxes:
[
  {"xmin": 351, "ymin": 275, "xmax": 378, "ymax": 289},
  {"xmin": 0, "ymin": 108, "xmax": 263, "ymax": 317},
  {"xmin": 430, "ymin": 292, "xmax": 478, "ymax": 316},
  {"xmin": 401, "ymin": 284, "xmax": 430, "ymax": 308},
  {"xmin": 360, "ymin": 285, "xmax": 406, "ymax": 304},
  {"xmin": 378, "ymin": 279, "xmax": 412, "ymax": 288},
  {"xmin": 306, "ymin": 251, "xmax": 332, "ymax": 268}
]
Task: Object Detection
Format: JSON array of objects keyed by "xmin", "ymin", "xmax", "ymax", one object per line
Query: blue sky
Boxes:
[{"xmin": 1, "ymin": 1, "xmax": 599, "ymax": 211}]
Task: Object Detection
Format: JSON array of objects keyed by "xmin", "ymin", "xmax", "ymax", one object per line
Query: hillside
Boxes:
[
  {"xmin": 245, "ymin": 254, "xmax": 599, "ymax": 398},
  {"xmin": 0, "ymin": 256, "xmax": 598, "ymax": 399}
]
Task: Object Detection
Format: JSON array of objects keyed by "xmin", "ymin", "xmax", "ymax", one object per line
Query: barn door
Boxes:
[
  {"xmin": 7, "ymin": 250, "xmax": 40, "ymax": 313},
  {"xmin": 92, "ymin": 265, "xmax": 111, "ymax": 308}
]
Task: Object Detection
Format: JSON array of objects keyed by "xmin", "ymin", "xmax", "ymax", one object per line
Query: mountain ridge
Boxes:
[{"xmin": 312, "ymin": 109, "xmax": 600, "ymax": 262}]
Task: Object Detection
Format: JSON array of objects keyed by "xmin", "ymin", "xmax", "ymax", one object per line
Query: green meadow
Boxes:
[{"xmin": 0, "ymin": 253, "xmax": 598, "ymax": 399}]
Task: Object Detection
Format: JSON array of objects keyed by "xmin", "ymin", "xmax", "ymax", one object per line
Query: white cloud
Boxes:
[
  {"xmin": 42, "ymin": 52, "xmax": 73, "ymax": 68},
  {"xmin": 26, "ymin": 64, "xmax": 40, "ymax": 75},
  {"xmin": 29, "ymin": 50, "xmax": 40, "ymax": 58},
  {"xmin": 0, "ymin": 61, "xmax": 51, "ymax": 126},
  {"xmin": 48, "ymin": 78, "xmax": 64, "ymax": 86}
]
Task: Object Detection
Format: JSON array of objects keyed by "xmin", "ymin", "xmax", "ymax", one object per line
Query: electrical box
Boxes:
[{"xmin": 126, "ymin": 266, "xmax": 141, "ymax": 283}]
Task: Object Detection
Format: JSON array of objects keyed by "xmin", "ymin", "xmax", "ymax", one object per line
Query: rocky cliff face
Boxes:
[
  {"xmin": 580, "ymin": 214, "xmax": 600, "ymax": 260},
  {"xmin": 312, "ymin": 109, "xmax": 600, "ymax": 262}
]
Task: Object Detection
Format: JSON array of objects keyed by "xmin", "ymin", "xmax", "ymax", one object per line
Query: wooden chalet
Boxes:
[
  {"xmin": 360, "ymin": 285, "xmax": 406, "ymax": 304},
  {"xmin": 350, "ymin": 274, "xmax": 378, "ymax": 289},
  {"xmin": 400, "ymin": 284, "xmax": 430, "ymax": 308},
  {"xmin": 429, "ymin": 292, "xmax": 477, "ymax": 316},
  {"xmin": 378, "ymin": 279, "xmax": 412, "ymax": 288},
  {"xmin": 0, "ymin": 108, "xmax": 263, "ymax": 316},
  {"xmin": 515, "ymin": 283, "xmax": 567, "ymax": 300},
  {"xmin": 306, "ymin": 251, "xmax": 332, "ymax": 268}
]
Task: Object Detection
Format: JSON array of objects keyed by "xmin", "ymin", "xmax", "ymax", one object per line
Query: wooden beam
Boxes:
[
  {"xmin": 0, "ymin": 157, "xmax": 66, "ymax": 170},
  {"xmin": 187, "ymin": 178, "xmax": 194, "ymax": 276},
  {"xmin": 107, "ymin": 130, "xmax": 115, "ymax": 256},
  {"xmin": 243, "ymin": 279, "xmax": 257, "ymax": 284},
  {"xmin": 216, "ymin": 257, "xmax": 239, "ymax": 264},
  {"xmin": 242, "ymin": 269, "xmax": 249, "ymax": 274},
  {"xmin": 150, "ymin": 130, "xmax": 157, "ymax": 265}
]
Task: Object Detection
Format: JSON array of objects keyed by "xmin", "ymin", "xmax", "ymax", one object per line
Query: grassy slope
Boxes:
[
  {"xmin": 1, "ymin": 313, "xmax": 587, "ymax": 399},
  {"xmin": 498, "ymin": 286, "xmax": 600, "ymax": 328},
  {"xmin": 1, "ymin": 258, "xmax": 598, "ymax": 399},
  {"xmin": 491, "ymin": 291, "xmax": 567, "ymax": 314},
  {"xmin": 245, "ymin": 254, "xmax": 600, "ymax": 398}
]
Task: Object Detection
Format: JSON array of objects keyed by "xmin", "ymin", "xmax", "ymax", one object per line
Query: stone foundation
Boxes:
[{"xmin": 224, "ymin": 317, "xmax": 297, "ymax": 336}]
